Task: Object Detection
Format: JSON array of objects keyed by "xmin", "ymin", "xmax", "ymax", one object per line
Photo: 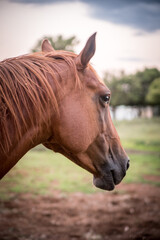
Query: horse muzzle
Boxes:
[{"xmin": 93, "ymin": 159, "xmax": 130, "ymax": 191}]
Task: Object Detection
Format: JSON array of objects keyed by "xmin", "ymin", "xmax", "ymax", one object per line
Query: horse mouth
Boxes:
[
  {"xmin": 93, "ymin": 148, "xmax": 117, "ymax": 191},
  {"xmin": 93, "ymin": 171, "xmax": 116, "ymax": 191}
]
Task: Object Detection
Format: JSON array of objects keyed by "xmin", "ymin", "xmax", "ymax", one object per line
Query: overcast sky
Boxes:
[{"xmin": 0, "ymin": 0, "xmax": 160, "ymax": 76}]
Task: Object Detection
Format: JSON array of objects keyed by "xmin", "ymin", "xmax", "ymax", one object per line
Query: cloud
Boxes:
[
  {"xmin": 10, "ymin": 0, "xmax": 69, "ymax": 3},
  {"xmin": 118, "ymin": 57, "xmax": 145, "ymax": 62},
  {"xmin": 82, "ymin": 0, "xmax": 160, "ymax": 32},
  {"xmin": 10, "ymin": 0, "xmax": 160, "ymax": 32}
]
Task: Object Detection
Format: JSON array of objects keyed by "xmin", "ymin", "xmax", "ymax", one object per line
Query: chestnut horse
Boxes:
[{"xmin": 0, "ymin": 33, "xmax": 129, "ymax": 190}]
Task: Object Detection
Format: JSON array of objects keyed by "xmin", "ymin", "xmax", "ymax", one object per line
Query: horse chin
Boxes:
[{"xmin": 93, "ymin": 175, "xmax": 115, "ymax": 191}]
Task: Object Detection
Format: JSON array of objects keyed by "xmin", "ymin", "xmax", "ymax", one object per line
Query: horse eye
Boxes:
[{"xmin": 101, "ymin": 94, "xmax": 110, "ymax": 104}]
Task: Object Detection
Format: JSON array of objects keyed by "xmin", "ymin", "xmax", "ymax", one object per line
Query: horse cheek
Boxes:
[{"xmin": 57, "ymin": 109, "xmax": 96, "ymax": 153}]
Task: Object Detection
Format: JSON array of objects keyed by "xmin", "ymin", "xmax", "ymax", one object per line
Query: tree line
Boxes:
[{"xmin": 104, "ymin": 69, "xmax": 160, "ymax": 116}]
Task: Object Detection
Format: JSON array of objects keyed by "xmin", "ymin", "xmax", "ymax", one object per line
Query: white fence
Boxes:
[{"xmin": 110, "ymin": 106, "xmax": 153, "ymax": 120}]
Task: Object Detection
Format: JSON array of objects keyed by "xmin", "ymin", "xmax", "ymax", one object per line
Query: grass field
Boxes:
[
  {"xmin": 114, "ymin": 118, "xmax": 160, "ymax": 152},
  {"xmin": 0, "ymin": 118, "xmax": 160, "ymax": 199}
]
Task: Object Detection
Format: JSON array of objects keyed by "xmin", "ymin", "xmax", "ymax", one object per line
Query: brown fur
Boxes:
[{"xmin": 0, "ymin": 51, "xmax": 81, "ymax": 155}]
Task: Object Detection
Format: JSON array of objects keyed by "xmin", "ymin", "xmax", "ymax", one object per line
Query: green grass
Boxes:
[
  {"xmin": 125, "ymin": 153, "xmax": 160, "ymax": 186},
  {"xmin": 0, "ymin": 151, "xmax": 97, "ymax": 199},
  {"xmin": 114, "ymin": 118, "xmax": 160, "ymax": 152},
  {"xmin": 0, "ymin": 118, "xmax": 160, "ymax": 199}
]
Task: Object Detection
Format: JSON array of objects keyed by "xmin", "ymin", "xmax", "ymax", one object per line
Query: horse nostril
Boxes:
[{"xmin": 126, "ymin": 160, "xmax": 130, "ymax": 170}]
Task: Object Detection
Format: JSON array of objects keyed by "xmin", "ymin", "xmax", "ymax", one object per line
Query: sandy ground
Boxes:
[{"xmin": 0, "ymin": 183, "xmax": 160, "ymax": 240}]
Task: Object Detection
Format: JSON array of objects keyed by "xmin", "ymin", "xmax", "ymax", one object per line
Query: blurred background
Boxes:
[{"xmin": 0, "ymin": 0, "xmax": 160, "ymax": 240}]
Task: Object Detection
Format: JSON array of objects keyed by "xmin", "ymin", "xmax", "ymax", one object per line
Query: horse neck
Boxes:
[
  {"xmin": 0, "ymin": 117, "xmax": 51, "ymax": 179},
  {"xmin": 0, "ymin": 59, "xmax": 59, "ymax": 179}
]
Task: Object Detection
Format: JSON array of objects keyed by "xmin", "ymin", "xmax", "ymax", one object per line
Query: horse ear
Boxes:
[
  {"xmin": 41, "ymin": 39, "xmax": 55, "ymax": 53},
  {"xmin": 76, "ymin": 32, "xmax": 96, "ymax": 69}
]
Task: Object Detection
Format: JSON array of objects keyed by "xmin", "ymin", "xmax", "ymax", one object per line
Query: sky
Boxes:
[{"xmin": 0, "ymin": 0, "xmax": 160, "ymax": 76}]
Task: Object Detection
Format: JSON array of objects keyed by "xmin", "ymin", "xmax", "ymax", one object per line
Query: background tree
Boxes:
[
  {"xmin": 104, "ymin": 72, "xmax": 142, "ymax": 111},
  {"xmin": 146, "ymin": 77, "xmax": 160, "ymax": 116},
  {"xmin": 104, "ymin": 68, "xmax": 160, "ymax": 117},
  {"xmin": 134, "ymin": 68, "xmax": 160, "ymax": 106},
  {"xmin": 146, "ymin": 77, "xmax": 160, "ymax": 105},
  {"xmin": 31, "ymin": 35, "xmax": 79, "ymax": 53}
]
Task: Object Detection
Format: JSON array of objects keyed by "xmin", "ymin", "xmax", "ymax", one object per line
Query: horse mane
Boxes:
[{"xmin": 0, "ymin": 51, "xmax": 81, "ymax": 154}]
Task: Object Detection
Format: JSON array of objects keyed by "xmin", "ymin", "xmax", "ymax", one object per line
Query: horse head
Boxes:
[{"xmin": 42, "ymin": 33, "xmax": 129, "ymax": 191}]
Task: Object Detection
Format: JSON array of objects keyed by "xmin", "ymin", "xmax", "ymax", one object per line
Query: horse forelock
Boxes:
[{"xmin": 0, "ymin": 51, "xmax": 82, "ymax": 154}]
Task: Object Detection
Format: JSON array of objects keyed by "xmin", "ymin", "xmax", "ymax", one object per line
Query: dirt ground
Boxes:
[{"xmin": 0, "ymin": 183, "xmax": 159, "ymax": 240}]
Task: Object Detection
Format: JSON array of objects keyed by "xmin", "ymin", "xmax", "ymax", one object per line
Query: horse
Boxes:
[{"xmin": 0, "ymin": 33, "xmax": 129, "ymax": 190}]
